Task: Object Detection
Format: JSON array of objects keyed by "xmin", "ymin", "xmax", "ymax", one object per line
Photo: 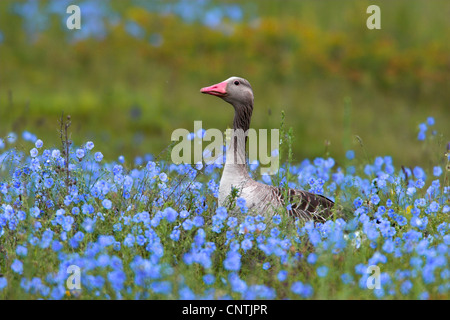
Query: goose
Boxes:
[{"xmin": 200, "ymin": 76, "xmax": 335, "ymax": 222}]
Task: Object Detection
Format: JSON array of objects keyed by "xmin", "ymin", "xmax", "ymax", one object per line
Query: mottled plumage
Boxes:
[{"xmin": 201, "ymin": 76, "xmax": 335, "ymax": 221}]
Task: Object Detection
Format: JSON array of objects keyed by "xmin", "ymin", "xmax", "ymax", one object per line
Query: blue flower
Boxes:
[
  {"xmin": 382, "ymin": 239, "xmax": 395, "ymax": 254},
  {"xmin": 0, "ymin": 277, "xmax": 7, "ymax": 291},
  {"xmin": 241, "ymin": 239, "xmax": 253, "ymax": 251},
  {"xmin": 34, "ymin": 139, "xmax": 43, "ymax": 148},
  {"xmin": 170, "ymin": 228, "xmax": 180, "ymax": 241},
  {"xmin": 291, "ymin": 281, "xmax": 313, "ymax": 298},
  {"xmin": 86, "ymin": 141, "xmax": 94, "ymax": 150},
  {"xmin": 52, "ymin": 241, "xmax": 63, "ymax": 251},
  {"xmin": 164, "ymin": 207, "xmax": 178, "ymax": 223},
  {"xmin": 194, "ymin": 228, "xmax": 206, "ymax": 247},
  {"xmin": 30, "ymin": 207, "xmax": 40, "ymax": 218},
  {"xmin": 307, "ymin": 253, "xmax": 317, "ymax": 264},
  {"xmin": 159, "ymin": 172, "xmax": 168, "ymax": 182},
  {"xmin": 203, "ymin": 274, "xmax": 215, "ymax": 285},
  {"xmin": 124, "ymin": 234, "xmax": 135, "ymax": 247},
  {"xmin": 346, "ymin": 150, "xmax": 355, "ymax": 160},
  {"xmin": 308, "ymin": 229, "xmax": 321, "ymax": 247},
  {"xmin": 151, "ymin": 281, "xmax": 172, "ymax": 295},
  {"xmin": 236, "ymin": 197, "xmax": 246, "ymax": 208},
  {"xmin": 262, "ymin": 174, "xmax": 271, "ymax": 184},
  {"xmin": 374, "ymin": 157, "xmax": 384, "ymax": 167},
  {"xmin": 17, "ymin": 211, "xmax": 26, "ymax": 221},
  {"xmin": 262, "ymin": 262, "xmax": 271, "ymax": 270},
  {"xmin": 415, "ymin": 179, "xmax": 425, "ymax": 189},
  {"xmin": 30, "ymin": 148, "xmax": 38, "ymax": 158},
  {"xmin": 76, "ymin": 148, "xmax": 85, "ymax": 159},
  {"xmin": 277, "ymin": 270, "xmax": 288, "ymax": 281},
  {"xmin": 236, "ymin": 197, "xmax": 248, "ymax": 213},
  {"xmin": 417, "ymin": 131, "xmax": 426, "ymax": 141},
  {"xmin": 16, "ymin": 245, "xmax": 28, "ymax": 257},
  {"xmin": 407, "ymin": 187, "xmax": 416, "ymax": 196},
  {"xmin": 429, "ymin": 201, "xmax": 439, "ymax": 213},
  {"xmin": 433, "ymin": 166, "xmax": 442, "ymax": 177},
  {"xmin": 73, "ymin": 231, "xmax": 84, "ymax": 242},
  {"xmin": 107, "ymin": 270, "xmax": 126, "ymax": 291},
  {"xmin": 95, "ymin": 152, "xmax": 103, "ymax": 162},
  {"xmin": 419, "ymin": 122, "xmax": 427, "ymax": 132},
  {"xmin": 7, "ymin": 132, "xmax": 17, "ymax": 143},
  {"xmin": 11, "ymin": 259, "xmax": 23, "ymax": 274},
  {"xmin": 413, "ymin": 166, "xmax": 426, "ymax": 180},
  {"xmin": 179, "ymin": 286, "xmax": 196, "ymax": 300},
  {"xmin": 182, "ymin": 219, "xmax": 193, "ymax": 230},
  {"xmin": 371, "ymin": 194, "xmax": 380, "ymax": 205},
  {"xmin": 272, "ymin": 215, "xmax": 282, "ymax": 225},
  {"xmin": 51, "ymin": 149, "xmax": 60, "ymax": 158},
  {"xmin": 400, "ymin": 280, "xmax": 413, "ymax": 295},
  {"xmin": 193, "ymin": 216, "xmax": 204, "ymax": 227},
  {"xmin": 317, "ymin": 266, "xmax": 328, "ymax": 277},
  {"xmin": 227, "ymin": 217, "xmax": 238, "ymax": 229},
  {"xmin": 102, "ymin": 199, "xmax": 112, "ymax": 210},
  {"xmin": 340, "ymin": 273, "xmax": 353, "ymax": 284},
  {"xmin": 368, "ymin": 252, "xmax": 387, "ymax": 265},
  {"xmin": 136, "ymin": 235, "xmax": 146, "ymax": 246},
  {"xmin": 82, "ymin": 204, "xmax": 95, "ymax": 215},
  {"xmin": 224, "ymin": 251, "xmax": 241, "ymax": 271},
  {"xmin": 419, "ymin": 291, "xmax": 430, "ymax": 300},
  {"xmin": 180, "ymin": 210, "xmax": 190, "ymax": 219},
  {"xmin": 82, "ymin": 218, "xmax": 96, "ymax": 233},
  {"xmin": 44, "ymin": 178, "xmax": 54, "ymax": 189},
  {"xmin": 98, "ymin": 235, "xmax": 115, "ymax": 247},
  {"xmin": 353, "ymin": 197, "xmax": 363, "ymax": 208},
  {"xmin": 229, "ymin": 273, "xmax": 247, "ymax": 294}
]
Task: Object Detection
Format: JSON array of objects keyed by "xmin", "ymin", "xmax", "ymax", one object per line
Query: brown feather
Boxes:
[{"xmin": 275, "ymin": 187, "xmax": 334, "ymax": 222}]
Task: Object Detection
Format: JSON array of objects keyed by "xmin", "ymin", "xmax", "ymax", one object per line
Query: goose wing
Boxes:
[{"xmin": 274, "ymin": 187, "xmax": 334, "ymax": 222}]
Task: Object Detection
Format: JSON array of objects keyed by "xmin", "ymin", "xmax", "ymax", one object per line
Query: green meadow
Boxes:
[{"xmin": 0, "ymin": 0, "xmax": 449, "ymax": 169}]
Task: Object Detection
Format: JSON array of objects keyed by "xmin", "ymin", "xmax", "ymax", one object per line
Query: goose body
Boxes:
[{"xmin": 201, "ymin": 76, "xmax": 334, "ymax": 222}]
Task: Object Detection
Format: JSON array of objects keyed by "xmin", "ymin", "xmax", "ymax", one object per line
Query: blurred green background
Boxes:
[{"xmin": 1, "ymin": 0, "xmax": 449, "ymax": 169}]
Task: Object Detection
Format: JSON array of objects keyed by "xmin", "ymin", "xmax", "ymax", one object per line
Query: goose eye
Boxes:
[{"xmin": 234, "ymin": 80, "xmax": 240, "ymax": 86}]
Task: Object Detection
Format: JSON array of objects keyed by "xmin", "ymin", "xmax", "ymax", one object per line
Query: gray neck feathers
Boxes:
[
  {"xmin": 233, "ymin": 103, "xmax": 253, "ymax": 133},
  {"xmin": 225, "ymin": 103, "xmax": 253, "ymax": 168}
]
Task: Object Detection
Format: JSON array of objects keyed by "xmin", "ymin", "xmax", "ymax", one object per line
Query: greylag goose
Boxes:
[{"xmin": 200, "ymin": 76, "xmax": 335, "ymax": 222}]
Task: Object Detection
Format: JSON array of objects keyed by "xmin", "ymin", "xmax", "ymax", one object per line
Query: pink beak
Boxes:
[{"xmin": 200, "ymin": 81, "xmax": 227, "ymax": 97}]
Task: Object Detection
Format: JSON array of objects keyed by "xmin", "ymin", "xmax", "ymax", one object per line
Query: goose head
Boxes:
[{"xmin": 200, "ymin": 76, "xmax": 254, "ymax": 108}]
